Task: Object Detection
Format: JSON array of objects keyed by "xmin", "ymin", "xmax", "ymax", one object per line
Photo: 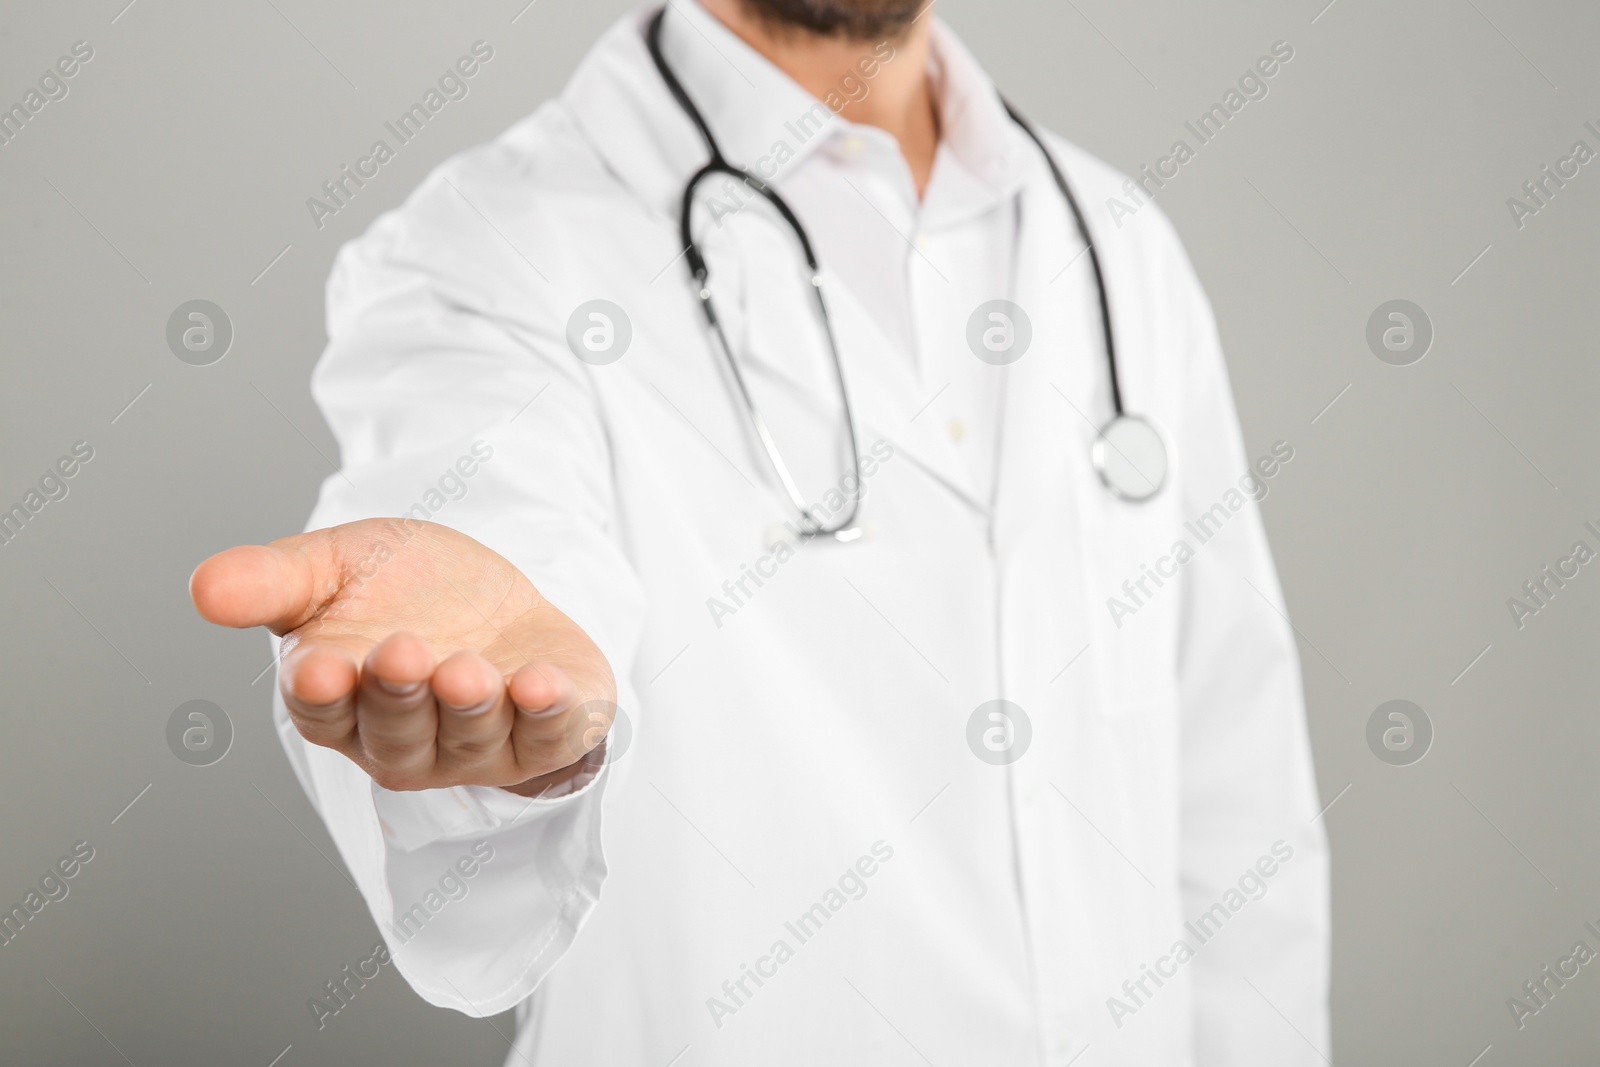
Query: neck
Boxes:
[{"xmin": 696, "ymin": 0, "xmax": 940, "ymax": 196}]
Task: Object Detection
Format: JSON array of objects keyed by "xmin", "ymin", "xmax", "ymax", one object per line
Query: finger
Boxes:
[
  {"xmin": 508, "ymin": 662, "xmax": 589, "ymax": 769},
  {"xmin": 354, "ymin": 632, "xmax": 439, "ymax": 773},
  {"xmin": 189, "ymin": 533, "xmax": 336, "ymax": 634},
  {"xmin": 432, "ymin": 650, "xmax": 515, "ymax": 769},
  {"xmin": 280, "ymin": 641, "xmax": 361, "ymax": 751}
]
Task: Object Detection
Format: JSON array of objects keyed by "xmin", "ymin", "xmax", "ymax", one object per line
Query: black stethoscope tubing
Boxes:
[
  {"xmin": 1000, "ymin": 101, "xmax": 1123, "ymax": 417},
  {"xmin": 644, "ymin": 7, "xmax": 1151, "ymax": 531}
]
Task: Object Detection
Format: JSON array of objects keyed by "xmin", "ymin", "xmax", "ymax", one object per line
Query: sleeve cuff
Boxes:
[{"xmin": 372, "ymin": 747, "xmax": 607, "ymax": 854}]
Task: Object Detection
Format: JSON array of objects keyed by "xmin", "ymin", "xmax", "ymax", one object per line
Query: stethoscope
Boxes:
[{"xmin": 645, "ymin": 8, "xmax": 1168, "ymax": 541}]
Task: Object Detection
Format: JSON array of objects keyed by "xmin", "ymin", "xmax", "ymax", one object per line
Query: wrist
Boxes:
[{"xmin": 500, "ymin": 741, "xmax": 606, "ymax": 799}]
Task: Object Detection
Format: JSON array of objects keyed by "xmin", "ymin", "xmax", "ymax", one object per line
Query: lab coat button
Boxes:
[{"xmin": 762, "ymin": 523, "xmax": 800, "ymax": 551}]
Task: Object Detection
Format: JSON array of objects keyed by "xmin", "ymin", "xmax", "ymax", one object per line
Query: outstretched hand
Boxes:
[{"xmin": 190, "ymin": 519, "xmax": 617, "ymax": 795}]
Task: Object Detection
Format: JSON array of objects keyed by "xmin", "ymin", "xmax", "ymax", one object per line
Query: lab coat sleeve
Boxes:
[
  {"xmin": 273, "ymin": 157, "xmax": 647, "ymax": 1018},
  {"xmin": 1162, "ymin": 226, "xmax": 1332, "ymax": 1062}
]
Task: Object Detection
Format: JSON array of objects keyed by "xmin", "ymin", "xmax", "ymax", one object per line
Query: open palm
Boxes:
[{"xmin": 190, "ymin": 518, "xmax": 616, "ymax": 795}]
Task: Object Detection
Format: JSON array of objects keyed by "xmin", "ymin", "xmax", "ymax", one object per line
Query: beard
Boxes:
[{"xmin": 735, "ymin": 0, "xmax": 926, "ymax": 39}]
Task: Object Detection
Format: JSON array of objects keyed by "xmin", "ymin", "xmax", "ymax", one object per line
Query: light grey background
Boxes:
[{"xmin": 1, "ymin": 0, "xmax": 1595, "ymax": 1064}]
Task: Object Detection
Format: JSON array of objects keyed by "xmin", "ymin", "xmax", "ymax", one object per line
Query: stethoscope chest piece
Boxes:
[{"xmin": 1091, "ymin": 414, "xmax": 1168, "ymax": 502}]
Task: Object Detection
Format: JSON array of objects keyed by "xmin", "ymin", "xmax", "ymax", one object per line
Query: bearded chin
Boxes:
[{"xmin": 735, "ymin": 0, "xmax": 926, "ymax": 39}]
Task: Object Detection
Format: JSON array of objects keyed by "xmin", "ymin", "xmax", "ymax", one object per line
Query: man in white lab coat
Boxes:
[{"xmin": 191, "ymin": 1, "xmax": 1329, "ymax": 1063}]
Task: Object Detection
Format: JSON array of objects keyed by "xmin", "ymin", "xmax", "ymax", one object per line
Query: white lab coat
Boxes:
[{"xmin": 277, "ymin": 7, "xmax": 1329, "ymax": 1065}]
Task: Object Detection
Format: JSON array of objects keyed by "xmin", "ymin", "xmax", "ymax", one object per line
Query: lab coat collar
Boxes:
[
  {"xmin": 919, "ymin": 19, "xmax": 1033, "ymax": 229},
  {"xmin": 655, "ymin": 2, "xmax": 840, "ymax": 180},
  {"xmin": 562, "ymin": 4, "xmax": 1032, "ymax": 222},
  {"xmin": 561, "ymin": 5, "xmax": 1041, "ymax": 517},
  {"xmin": 561, "ymin": 4, "xmax": 835, "ymax": 218}
]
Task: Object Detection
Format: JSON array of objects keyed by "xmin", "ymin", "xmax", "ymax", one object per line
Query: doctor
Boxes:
[{"xmin": 191, "ymin": 1, "xmax": 1329, "ymax": 1063}]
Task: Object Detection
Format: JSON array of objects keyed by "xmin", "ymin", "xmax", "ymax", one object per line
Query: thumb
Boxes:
[{"xmin": 190, "ymin": 536, "xmax": 330, "ymax": 634}]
